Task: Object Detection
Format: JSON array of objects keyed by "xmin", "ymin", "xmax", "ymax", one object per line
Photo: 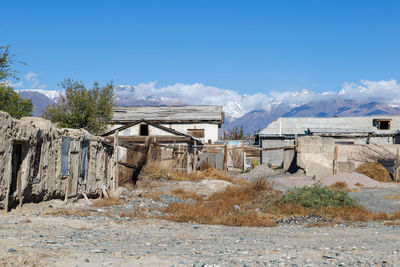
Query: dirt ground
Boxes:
[{"xmin": 0, "ymin": 174, "xmax": 400, "ymax": 266}]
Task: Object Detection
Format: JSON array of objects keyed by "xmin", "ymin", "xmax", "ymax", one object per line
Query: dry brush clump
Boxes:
[
  {"xmin": 356, "ymin": 162, "xmax": 392, "ymax": 182},
  {"xmin": 140, "ymin": 159, "xmax": 241, "ymax": 184},
  {"xmin": 45, "ymin": 209, "xmax": 92, "ymax": 217},
  {"xmin": 162, "ymin": 179, "xmax": 278, "ymax": 227},
  {"xmin": 91, "ymin": 197, "xmax": 125, "ymax": 207},
  {"xmin": 162, "ymin": 180, "xmax": 400, "ymax": 227}
]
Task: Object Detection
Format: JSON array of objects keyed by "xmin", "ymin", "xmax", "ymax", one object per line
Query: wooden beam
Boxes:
[
  {"xmin": 223, "ymin": 143, "xmax": 228, "ymax": 171},
  {"xmin": 113, "ymin": 130, "xmax": 119, "ymax": 192},
  {"xmin": 118, "ymin": 161, "xmax": 138, "ymax": 169},
  {"xmin": 109, "ymin": 135, "xmax": 192, "ymax": 143},
  {"xmin": 193, "ymin": 140, "xmax": 197, "ymax": 172}
]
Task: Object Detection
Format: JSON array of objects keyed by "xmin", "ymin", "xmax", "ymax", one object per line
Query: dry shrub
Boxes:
[
  {"xmin": 162, "ymin": 180, "xmax": 277, "ymax": 227},
  {"xmin": 45, "ymin": 209, "xmax": 91, "ymax": 217},
  {"xmin": 140, "ymin": 160, "xmax": 173, "ymax": 180},
  {"xmin": 384, "ymin": 221, "xmax": 400, "ymax": 226},
  {"xmin": 170, "ymin": 168, "xmax": 241, "ymax": 184},
  {"xmin": 92, "ymin": 197, "xmax": 124, "ymax": 207},
  {"xmin": 199, "ymin": 160, "xmax": 211, "ymax": 171},
  {"xmin": 120, "ymin": 211, "xmax": 143, "ymax": 219},
  {"xmin": 355, "ymin": 182, "xmax": 364, "ymax": 186},
  {"xmin": 356, "ymin": 162, "xmax": 392, "ymax": 182}
]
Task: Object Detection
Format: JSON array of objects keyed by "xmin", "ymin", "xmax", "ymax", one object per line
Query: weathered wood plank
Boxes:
[{"xmin": 112, "ymin": 105, "xmax": 223, "ymax": 123}]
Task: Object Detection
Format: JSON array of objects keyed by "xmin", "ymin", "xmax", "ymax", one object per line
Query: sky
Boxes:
[{"xmin": 2, "ymin": 0, "xmax": 400, "ymax": 115}]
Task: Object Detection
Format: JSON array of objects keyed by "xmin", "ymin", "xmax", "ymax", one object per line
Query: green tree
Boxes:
[
  {"xmin": 0, "ymin": 46, "xmax": 19, "ymax": 81},
  {"xmin": 0, "ymin": 84, "xmax": 33, "ymax": 118},
  {"xmin": 0, "ymin": 46, "xmax": 32, "ymax": 118},
  {"xmin": 43, "ymin": 79, "xmax": 114, "ymax": 135}
]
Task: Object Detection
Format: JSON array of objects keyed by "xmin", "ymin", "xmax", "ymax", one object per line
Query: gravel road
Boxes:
[{"xmin": 0, "ymin": 202, "xmax": 399, "ymax": 267}]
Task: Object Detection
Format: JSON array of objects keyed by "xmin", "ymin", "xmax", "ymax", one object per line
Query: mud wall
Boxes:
[
  {"xmin": 297, "ymin": 136, "xmax": 400, "ymax": 177},
  {"xmin": 0, "ymin": 111, "xmax": 115, "ymax": 210}
]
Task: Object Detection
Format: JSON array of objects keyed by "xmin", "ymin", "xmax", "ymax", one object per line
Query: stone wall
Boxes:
[
  {"xmin": 297, "ymin": 136, "xmax": 400, "ymax": 177},
  {"xmin": 0, "ymin": 111, "xmax": 115, "ymax": 210}
]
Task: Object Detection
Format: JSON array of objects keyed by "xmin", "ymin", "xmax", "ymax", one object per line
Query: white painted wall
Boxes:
[
  {"xmin": 108, "ymin": 122, "xmax": 219, "ymax": 143},
  {"xmin": 160, "ymin": 123, "xmax": 219, "ymax": 143}
]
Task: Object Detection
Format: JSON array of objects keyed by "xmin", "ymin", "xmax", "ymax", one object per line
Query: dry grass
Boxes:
[
  {"xmin": 170, "ymin": 188, "xmax": 203, "ymax": 201},
  {"xmin": 161, "ymin": 180, "xmax": 400, "ymax": 227},
  {"xmin": 45, "ymin": 209, "xmax": 91, "ymax": 217},
  {"xmin": 384, "ymin": 195, "xmax": 400, "ymax": 200},
  {"xmin": 356, "ymin": 162, "xmax": 392, "ymax": 182},
  {"xmin": 162, "ymin": 180, "xmax": 278, "ymax": 227},
  {"xmin": 170, "ymin": 168, "xmax": 241, "ymax": 184},
  {"xmin": 355, "ymin": 182, "xmax": 364, "ymax": 186},
  {"xmin": 327, "ymin": 182, "xmax": 348, "ymax": 190},
  {"xmin": 140, "ymin": 160, "xmax": 242, "ymax": 184},
  {"xmin": 91, "ymin": 197, "xmax": 125, "ymax": 207},
  {"xmin": 140, "ymin": 160, "xmax": 173, "ymax": 180},
  {"xmin": 384, "ymin": 221, "xmax": 400, "ymax": 226}
]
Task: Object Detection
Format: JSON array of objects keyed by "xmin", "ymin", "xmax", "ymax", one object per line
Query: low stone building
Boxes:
[
  {"xmin": 0, "ymin": 111, "xmax": 115, "ymax": 211},
  {"xmin": 258, "ymin": 116, "xmax": 400, "ymax": 166}
]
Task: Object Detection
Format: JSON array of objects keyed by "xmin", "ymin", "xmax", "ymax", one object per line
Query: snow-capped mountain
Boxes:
[
  {"xmin": 16, "ymin": 89, "xmax": 61, "ymax": 101},
  {"xmin": 16, "ymin": 87, "xmax": 400, "ymax": 136}
]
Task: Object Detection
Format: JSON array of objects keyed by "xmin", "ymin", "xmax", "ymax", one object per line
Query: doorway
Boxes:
[{"xmin": 9, "ymin": 142, "xmax": 28, "ymax": 211}]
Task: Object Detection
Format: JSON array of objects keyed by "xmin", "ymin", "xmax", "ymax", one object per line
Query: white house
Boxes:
[{"xmin": 109, "ymin": 105, "xmax": 224, "ymax": 143}]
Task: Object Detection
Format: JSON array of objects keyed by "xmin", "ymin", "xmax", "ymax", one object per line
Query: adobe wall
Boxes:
[
  {"xmin": 297, "ymin": 136, "xmax": 400, "ymax": 177},
  {"xmin": 0, "ymin": 111, "xmax": 115, "ymax": 210}
]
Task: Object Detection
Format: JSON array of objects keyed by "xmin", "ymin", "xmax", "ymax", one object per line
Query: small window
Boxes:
[
  {"xmin": 140, "ymin": 124, "xmax": 149, "ymax": 136},
  {"xmin": 335, "ymin": 141, "xmax": 354, "ymax": 145},
  {"xmin": 373, "ymin": 119, "xmax": 391, "ymax": 130},
  {"xmin": 187, "ymin": 129, "xmax": 204, "ymax": 138}
]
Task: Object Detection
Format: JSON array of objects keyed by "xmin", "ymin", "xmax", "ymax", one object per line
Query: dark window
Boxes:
[
  {"xmin": 335, "ymin": 141, "xmax": 354, "ymax": 145},
  {"xmin": 61, "ymin": 137, "xmax": 70, "ymax": 176},
  {"xmin": 373, "ymin": 119, "xmax": 391, "ymax": 130},
  {"xmin": 140, "ymin": 124, "xmax": 149, "ymax": 136},
  {"xmin": 187, "ymin": 129, "xmax": 205, "ymax": 138}
]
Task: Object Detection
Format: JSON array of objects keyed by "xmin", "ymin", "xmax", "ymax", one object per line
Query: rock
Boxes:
[
  {"xmin": 8, "ymin": 249, "xmax": 16, "ymax": 253},
  {"xmin": 159, "ymin": 195, "xmax": 185, "ymax": 205}
]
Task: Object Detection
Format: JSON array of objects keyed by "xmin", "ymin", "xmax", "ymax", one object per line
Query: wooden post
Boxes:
[
  {"xmin": 186, "ymin": 148, "xmax": 192, "ymax": 173},
  {"xmin": 241, "ymin": 142, "xmax": 245, "ymax": 171},
  {"xmin": 113, "ymin": 130, "xmax": 119, "ymax": 192},
  {"xmin": 223, "ymin": 143, "xmax": 228, "ymax": 171},
  {"xmin": 193, "ymin": 140, "xmax": 197, "ymax": 172},
  {"xmin": 396, "ymin": 148, "xmax": 399, "ymax": 183},
  {"xmin": 333, "ymin": 145, "xmax": 338, "ymax": 175}
]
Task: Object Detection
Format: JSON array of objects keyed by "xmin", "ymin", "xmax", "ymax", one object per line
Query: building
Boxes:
[
  {"xmin": 0, "ymin": 111, "xmax": 116, "ymax": 211},
  {"xmin": 110, "ymin": 105, "xmax": 224, "ymax": 144},
  {"xmin": 258, "ymin": 116, "xmax": 400, "ymax": 166}
]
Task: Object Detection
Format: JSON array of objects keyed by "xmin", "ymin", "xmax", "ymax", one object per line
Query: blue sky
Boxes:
[{"xmin": 2, "ymin": 0, "xmax": 400, "ymax": 96}]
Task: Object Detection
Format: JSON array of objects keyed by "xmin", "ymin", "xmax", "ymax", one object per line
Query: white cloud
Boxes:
[
  {"xmin": 114, "ymin": 79, "xmax": 400, "ymax": 118},
  {"xmin": 7, "ymin": 71, "xmax": 48, "ymax": 90}
]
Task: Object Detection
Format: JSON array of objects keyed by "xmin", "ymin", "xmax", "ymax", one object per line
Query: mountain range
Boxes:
[{"xmin": 16, "ymin": 89, "xmax": 400, "ymax": 135}]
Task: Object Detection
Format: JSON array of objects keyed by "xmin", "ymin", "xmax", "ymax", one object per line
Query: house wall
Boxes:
[
  {"xmin": 119, "ymin": 123, "xmax": 175, "ymax": 137},
  {"xmin": 110, "ymin": 122, "xmax": 219, "ymax": 143},
  {"xmin": 160, "ymin": 123, "xmax": 219, "ymax": 143},
  {"xmin": 0, "ymin": 111, "xmax": 115, "ymax": 210},
  {"xmin": 297, "ymin": 136, "xmax": 400, "ymax": 177},
  {"xmin": 261, "ymin": 116, "xmax": 400, "ymax": 136},
  {"xmin": 261, "ymin": 138, "xmax": 295, "ymax": 166}
]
